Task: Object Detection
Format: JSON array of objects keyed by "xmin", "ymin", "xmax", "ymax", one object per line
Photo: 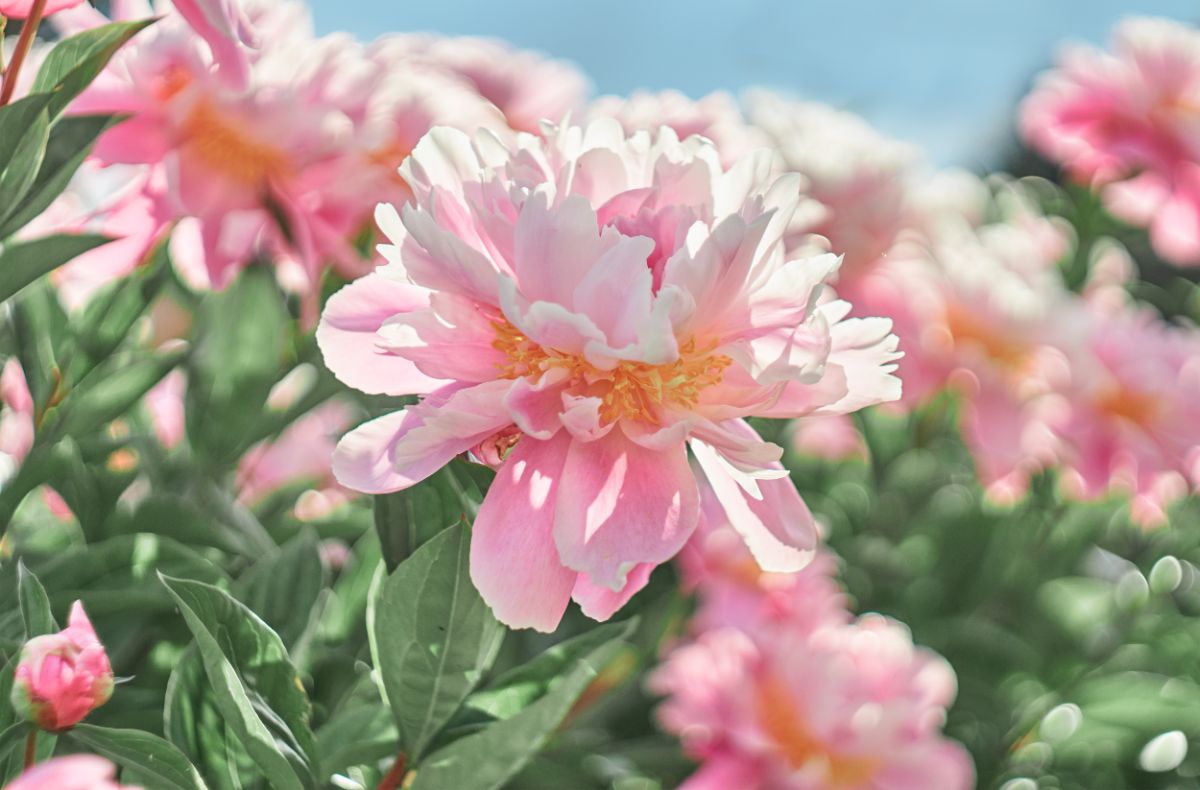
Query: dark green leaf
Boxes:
[
  {"xmin": 370, "ymin": 523, "xmax": 504, "ymax": 761},
  {"xmin": 32, "ymin": 20, "xmax": 155, "ymax": 118},
  {"xmin": 238, "ymin": 530, "xmax": 325, "ymax": 649},
  {"xmin": 16, "ymin": 561, "xmax": 55, "ymax": 639},
  {"xmin": 375, "ymin": 463, "xmax": 483, "ymax": 570},
  {"xmin": 411, "ymin": 620, "xmax": 634, "ymax": 790},
  {"xmin": 0, "ymin": 233, "xmax": 112, "ymax": 304},
  {"xmin": 164, "ymin": 646, "xmax": 256, "ymax": 789},
  {"xmin": 70, "ymin": 723, "xmax": 208, "ymax": 790},
  {"xmin": 159, "ymin": 574, "xmax": 318, "ymax": 790},
  {"xmin": 52, "ymin": 348, "xmax": 184, "ymax": 438},
  {"xmin": 0, "ymin": 94, "xmax": 52, "ymax": 170},
  {"xmin": 0, "ymin": 109, "xmax": 48, "ymax": 222}
]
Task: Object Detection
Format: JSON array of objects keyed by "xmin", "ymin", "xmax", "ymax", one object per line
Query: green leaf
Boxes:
[
  {"xmin": 70, "ymin": 723, "xmax": 208, "ymax": 790},
  {"xmin": 16, "ymin": 561, "xmax": 55, "ymax": 639},
  {"xmin": 411, "ymin": 620, "xmax": 634, "ymax": 790},
  {"xmin": 0, "ymin": 233, "xmax": 112, "ymax": 304},
  {"xmin": 0, "ymin": 94, "xmax": 52, "ymax": 171},
  {"xmin": 32, "ymin": 20, "xmax": 155, "ymax": 118},
  {"xmin": 371, "ymin": 523, "xmax": 504, "ymax": 762},
  {"xmin": 0, "ymin": 114, "xmax": 127, "ymax": 239},
  {"xmin": 164, "ymin": 647, "xmax": 256, "ymax": 789},
  {"xmin": 51, "ymin": 348, "xmax": 184, "ymax": 438},
  {"xmin": 159, "ymin": 574, "xmax": 318, "ymax": 790},
  {"xmin": 0, "ymin": 109, "xmax": 49, "ymax": 222},
  {"xmin": 72, "ymin": 241, "xmax": 168, "ymax": 362},
  {"xmin": 0, "ymin": 723, "xmax": 26, "ymax": 765},
  {"xmin": 316, "ymin": 704, "xmax": 397, "ymax": 777},
  {"xmin": 374, "ymin": 463, "xmax": 483, "ymax": 570},
  {"xmin": 238, "ymin": 530, "xmax": 325, "ymax": 649}
]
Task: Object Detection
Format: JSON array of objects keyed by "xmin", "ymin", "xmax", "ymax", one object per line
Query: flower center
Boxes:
[
  {"xmin": 755, "ymin": 675, "xmax": 880, "ymax": 787},
  {"xmin": 943, "ymin": 304, "xmax": 1030, "ymax": 371},
  {"xmin": 492, "ymin": 321, "xmax": 731, "ymax": 425},
  {"xmin": 180, "ymin": 100, "xmax": 291, "ymax": 189},
  {"xmin": 1094, "ymin": 384, "xmax": 1161, "ymax": 429}
]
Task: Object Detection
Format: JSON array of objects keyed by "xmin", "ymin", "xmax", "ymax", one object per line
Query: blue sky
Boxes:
[{"xmin": 313, "ymin": 1, "xmax": 1197, "ymax": 168}]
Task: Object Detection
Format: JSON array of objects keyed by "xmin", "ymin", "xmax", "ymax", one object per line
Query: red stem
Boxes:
[
  {"xmin": 377, "ymin": 752, "xmax": 407, "ymax": 790},
  {"xmin": 0, "ymin": 0, "xmax": 49, "ymax": 106},
  {"xmin": 22, "ymin": 729, "xmax": 36, "ymax": 771}
]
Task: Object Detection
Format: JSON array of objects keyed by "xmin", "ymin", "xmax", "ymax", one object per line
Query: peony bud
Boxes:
[
  {"xmin": 11, "ymin": 601, "xmax": 114, "ymax": 732},
  {"xmin": 5, "ymin": 754, "xmax": 139, "ymax": 789}
]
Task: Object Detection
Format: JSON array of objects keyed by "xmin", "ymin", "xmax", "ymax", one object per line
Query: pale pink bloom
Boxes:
[
  {"xmin": 380, "ymin": 34, "xmax": 589, "ymax": 133},
  {"xmin": 0, "ymin": 0, "xmax": 83, "ymax": 19},
  {"xmin": 649, "ymin": 617, "xmax": 974, "ymax": 790},
  {"xmin": 4, "ymin": 755, "xmax": 139, "ymax": 790},
  {"xmin": 678, "ymin": 480, "xmax": 848, "ymax": 636},
  {"xmin": 1045, "ymin": 304, "xmax": 1200, "ymax": 525},
  {"xmin": 587, "ymin": 90, "xmax": 769, "ymax": 168},
  {"xmin": 236, "ymin": 399, "xmax": 356, "ymax": 506},
  {"xmin": 144, "ymin": 370, "xmax": 186, "ymax": 450},
  {"xmin": 1021, "ymin": 17, "xmax": 1200, "ymax": 265},
  {"xmin": 0, "ymin": 358, "xmax": 34, "ymax": 484},
  {"xmin": 319, "ymin": 120, "xmax": 901, "ymax": 631},
  {"xmin": 786, "ymin": 414, "xmax": 866, "ymax": 462},
  {"xmin": 11, "ymin": 601, "xmax": 114, "ymax": 732}
]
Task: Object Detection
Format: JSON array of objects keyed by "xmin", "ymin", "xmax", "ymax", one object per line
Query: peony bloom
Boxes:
[
  {"xmin": 11, "ymin": 601, "xmax": 114, "ymax": 732},
  {"xmin": 4, "ymin": 755, "xmax": 139, "ymax": 790},
  {"xmin": 650, "ymin": 617, "xmax": 974, "ymax": 790},
  {"xmin": 319, "ymin": 120, "xmax": 901, "ymax": 631},
  {"xmin": 0, "ymin": 0, "xmax": 84, "ymax": 19},
  {"xmin": 678, "ymin": 479, "xmax": 849, "ymax": 636},
  {"xmin": 1043, "ymin": 304, "xmax": 1200, "ymax": 525},
  {"xmin": 1021, "ymin": 17, "xmax": 1200, "ymax": 265}
]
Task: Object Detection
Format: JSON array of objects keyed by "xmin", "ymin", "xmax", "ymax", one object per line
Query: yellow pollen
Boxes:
[
  {"xmin": 180, "ymin": 100, "xmax": 291, "ymax": 189},
  {"xmin": 943, "ymin": 304, "xmax": 1030, "ymax": 371},
  {"xmin": 756, "ymin": 675, "xmax": 880, "ymax": 787},
  {"xmin": 491, "ymin": 321, "xmax": 731, "ymax": 425},
  {"xmin": 1094, "ymin": 385, "xmax": 1161, "ymax": 429}
]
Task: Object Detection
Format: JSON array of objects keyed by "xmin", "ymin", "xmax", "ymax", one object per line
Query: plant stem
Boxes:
[
  {"xmin": 377, "ymin": 752, "xmax": 407, "ymax": 790},
  {"xmin": 0, "ymin": 0, "xmax": 49, "ymax": 106},
  {"xmin": 22, "ymin": 729, "xmax": 36, "ymax": 771}
]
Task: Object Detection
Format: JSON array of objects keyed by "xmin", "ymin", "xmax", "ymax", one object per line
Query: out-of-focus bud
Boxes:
[{"xmin": 11, "ymin": 601, "xmax": 114, "ymax": 732}]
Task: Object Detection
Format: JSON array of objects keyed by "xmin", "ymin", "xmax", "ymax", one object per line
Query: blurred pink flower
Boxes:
[
  {"xmin": 11, "ymin": 601, "xmax": 114, "ymax": 732},
  {"xmin": 236, "ymin": 399, "xmax": 356, "ymax": 506},
  {"xmin": 0, "ymin": 358, "xmax": 34, "ymax": 484},
  {"xmin": 319, "ymin": 120, "xmax": 901, "ymax": 631},
  {"xmin": 787, "ymin": 414, "xmax": 866, "ymax": 462},
  {"xmin": 650, "ymin": 616, "xmax": 973, "ymax": 790},
  {"xmin": 1045, "ymin": 304, "xmax": 1200, "ymax": 525},
  {"xmin": 4, "ymin": 755, "xmax": 138, "ymax": 790},
  {"xmin": 678, "ymin": 480, "xmax": 849, "ymax": 636},
  {"xmin": 1021, "ymin": 17, "xmax": 1200, "ymax": 265},
  {"xmin": 0, "ymin": 0, "xmax": 83, "ymax": 19}
]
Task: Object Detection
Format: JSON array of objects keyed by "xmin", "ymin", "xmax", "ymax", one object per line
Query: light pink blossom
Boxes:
[
  {"xmin": 0, "ymin": 358, "xmax": 34, "ymax": 484},
  {"xmin": 1021, "ymin": 17, "xmax": 1200, "ymax": 265},
  {"xmin": 4, "ymin": 755, "xmax": 139, "ymax": 790},
  {"xmin": 11, "ymin": 601, "xmax": 114, "ymax": 732},
  {"xmin": 650, "ymin": 617, "xmax": 974, "ymax": 790},
  {"xmin": 786, "ymin": 414, "xmax": 866, "ymax": 462},
  {"xmin": 236, "ymin": 399, "xmax": 356, "ymax": 507},
  {"xmin": 0, "ymin": 0, "xmax": 83, "ymax": 19},
  {"xmin": 319, "ymin": 120, "xmax": 901, "ymax": 631}
]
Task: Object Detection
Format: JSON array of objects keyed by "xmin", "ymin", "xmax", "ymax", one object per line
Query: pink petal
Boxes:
[
  {"xmin": 316, "ymin": 274, "xmax": 443, "ymax": 397},
  {"xmin": 470, "ymin": 432, "xmax": 578, "ymax": 632},
  {"xmin": 571, "ymin": 563, "xmax": 654, "ymax": 621},
  {"xmin": 554, "ymin": 430, "xmax": 700, "ymax": 590}
]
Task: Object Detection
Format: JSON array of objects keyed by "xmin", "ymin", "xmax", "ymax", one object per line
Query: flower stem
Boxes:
[
  {"xmin": 22, "ymin": 729, "xmax": 36, "ymax": 771},
  {"xmin": 377, "ymin": 752, "xmax": 407, "ymax": 790},
  {"xmin": 0, "ymin": 0, "xmax": 49, "ymax": 107}
]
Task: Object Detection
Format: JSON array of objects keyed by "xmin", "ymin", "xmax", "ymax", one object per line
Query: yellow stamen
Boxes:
[
  {"xmin": 756, "ymin": 675, "xmax": 880, "ymax": 787},
  {"xmin": 1094, "ymin": 385, "xmax": 1161, "ymax": 429},
  {"xmin": 492, "ymin": 320, "xmax": 731, "ymax": 425},
  {"xmin": 180, "ymin": 100, "xmax": 291, "ymax": 189}
]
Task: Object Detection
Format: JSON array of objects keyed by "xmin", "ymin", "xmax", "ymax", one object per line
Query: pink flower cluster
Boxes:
[
  {"xmin": 651, "ymin": 489, "xmax": 974, "ymax": 789},
  {"xmin": 1022, "ymin": 17, "xmax": 1200, "ymax": 266},
  {"xmin": 318, "ymin": 118, "xmax": 901, "ymax": 631},
  {"xmin": 42, "ymin": 0, "xmax": 587, "ymax": 305}
]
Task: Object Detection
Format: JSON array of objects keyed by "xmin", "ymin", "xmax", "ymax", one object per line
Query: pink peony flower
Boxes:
[
  {"xmin": 4, "ymin": 755, "xmax": 139, "ymax": 790},
  {"xmin": 1021, "ymin": 17, "xmax": 1200, "ymax": 265},
  {"xmin": 0, "ymin": 0, "xmax": 83, "ymax": 20},
  {"xmin": 318, "ymin": 120, "xmax": 901, "ymax": 631},
  {"xmin": 678, "ymin": 479, "xmax": 849, "ymax": 636},
  {"xmin": 236, "ymin": 399, "xmax": 356, "ymax": 507},
  {"xmin": 0, "ymin": 358, "xmax": 34, "ymax": 484},
  {"xmin": 649, "ymin": 617, "xmax": 974, "ymax": 790},
  {"xmin": 11, "ymin": 601, "xmax": 114, "ymax": 732},
  {"xmin": 1044, "ymin": 304, "xmax": 1200, "ymax": 525}
]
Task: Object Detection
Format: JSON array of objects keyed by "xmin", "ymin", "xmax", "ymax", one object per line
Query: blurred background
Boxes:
[{"xmin": 315, "ymin": 0, "xmax": 1197, "ymax": 168}]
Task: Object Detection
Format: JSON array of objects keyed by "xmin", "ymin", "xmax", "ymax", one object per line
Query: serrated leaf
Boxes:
[
  {"xmin": 0, "ymin": 233, "xmax": 112, "ymax": 304},
  {"xmin": 0, "ymin": 114, "xmax": 127, "ymax": 239},
  {"xmin": 159, "ymin": 574, "xmax": 318, "ymax": 790},
  {"xmin": 16, "ymin": 560, "xmax": 55, "ymax": 639},
  {"xmin": 70, "ymin": 723, "xmax": 208, "ymax": 790},
  {"xmin": 371, "ymin": 523, "xmax": 504, "ymax": 762},
  {"xmin": 411, "ymin": 620, "xmax": 634, "ymax": 790},
  {"xmin": 32, "ymin": 20, "xmax": 154, "ymax": 118}
]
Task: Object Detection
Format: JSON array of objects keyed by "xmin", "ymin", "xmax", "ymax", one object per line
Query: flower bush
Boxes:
[{"xmin": 0, "ymin": 3, "xmax": 1197, "ymax": 789}]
